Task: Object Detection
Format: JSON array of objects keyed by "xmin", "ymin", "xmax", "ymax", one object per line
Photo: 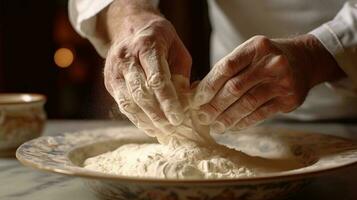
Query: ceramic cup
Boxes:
[{"xmin": 0, "ymin": 93, "xmax": 46, "ymax": 156}]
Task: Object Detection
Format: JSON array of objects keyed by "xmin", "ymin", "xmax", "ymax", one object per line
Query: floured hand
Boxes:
[
  {"xmin": 101, "ymin": 1, "xmax": 192, "ymax": 137},
  {"xmin": 193, "ymin": 35, "xmax": 344, "ymax": 133}
]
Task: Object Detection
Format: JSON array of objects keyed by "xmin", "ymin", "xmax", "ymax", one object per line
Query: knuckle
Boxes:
[
  {"xmin": 107, "ymin": 48, "xmax": 134, "ymax": 72},
  {"xmin": 219, "ymin": 115, "xmax": 235, "ymax": 127},
  {"xmin": 268, "ymin": 55, "xmax": 290, "ymax": 76},
  {"xmin": 131, "ymin": 84, "xmax": 144, "ymax": 101},
  {"xmin": 204, "ymin": 101, "xmax": 222, "ymax": 115},
  {"xmin": 204, "ymin": 80, "xmax": 217, "ymax": 94},
  {"xmin": 116, "ymin": 46, "xmax": 130, "ymax": 59},
  {"xmin": 110, "ymin": 41, "xmax": 131, "ymax": 60},
  {"xmin": 253, "ymin": 35, "xmax": 271, "ymax": 49},
  {"xmin": 280, "ymin": 76, "xmax": 295, "ymax": 89},
  {"xmin": 210, "ymin": 101, "xmax": 223, "ymax": 113},
  {"xmin": 129, "ymin": 81, "xmax": 152, "ymax": 104},
  {"xmin": 138, "ymin": 34, "xmax": 156, "ymax": 45},
  {"xmin": 147, "ymin": 73, "xmax": 167, "ymax": 90},
  {"xmin": 118, "ymin": 99, "xmax": 137, "ymax": 114},
  {"xmin": 135, "ymin": 35, "xmax": 157, "ymax": 52},
  {"xmin": 127, "ymin": 74, "xmax": 143, "ymax": 93},
  {"xmin": 274, "ymin": 55, "xmax": 289, "ymax": 66},
  {"xmin": 240, "ymin": 93, "xmax": 259, "ymax": 112},
  {"xmin": 216, "ymin": 58, "xmax": 236, "ymax": 77},
  {"xmin": 225, "ymin": 78, "xmax": 244, "ymax": 97}
]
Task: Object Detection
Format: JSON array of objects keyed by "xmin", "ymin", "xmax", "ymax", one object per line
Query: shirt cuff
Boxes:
[{"xmin": 310, "ymin": 1, "xmax": 357, "ymax": 89}]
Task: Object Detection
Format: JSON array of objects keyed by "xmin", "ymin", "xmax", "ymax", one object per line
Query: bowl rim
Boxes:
[
  {"xmin": 16, "ymin": 148, "xmax": 357, "ymax": 184},
  {"xmin": 0, "ymin": 93, "xmax": 46, "ymax": 105},
  {"xmin": 15, "ymin": 127, "xmax": 357, "ymax": 184}
]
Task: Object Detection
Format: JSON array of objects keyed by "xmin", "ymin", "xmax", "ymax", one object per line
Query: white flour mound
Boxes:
[
  {"xmin": 84, "ymin": 76, "xmax": 256, "ymax": 179},
  {"xmin": 84, "ymin": 137, "xmax": 254, "ymax": 179}
]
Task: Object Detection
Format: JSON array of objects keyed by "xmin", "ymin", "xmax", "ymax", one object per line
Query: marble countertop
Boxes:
[{"xmin": 1, "ymin": 120, "xmax": 357, "ymax": 200}]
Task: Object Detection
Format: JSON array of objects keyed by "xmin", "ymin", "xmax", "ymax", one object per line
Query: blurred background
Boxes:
[{"xmin": 0, "ymin": 0, "xmax": 211, "ymax": 119}]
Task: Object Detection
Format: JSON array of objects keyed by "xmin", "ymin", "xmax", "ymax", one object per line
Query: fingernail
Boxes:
[
  {"xmin": 211, "ymin": 121, "xmax": 226, "ymax": 134},
  {"xmin": 198, "ymin": 111, "xmax": 210, "ymax": 124},
  {"xmin": 168, "ymin": 113, "xmax": 184, "ymax": 126}
]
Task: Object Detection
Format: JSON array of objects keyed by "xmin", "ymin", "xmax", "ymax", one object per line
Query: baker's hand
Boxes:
[
  {"xmin": 102, "ymin": 1, "xmax": 192, "ymax": 136},
  {"xmin": 193, "ymin": 35, "xmax": 345, "ymax": 133}
]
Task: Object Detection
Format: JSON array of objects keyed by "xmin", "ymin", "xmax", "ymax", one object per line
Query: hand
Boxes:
[
  {"xmin": 102, "ymin": 2, "xmax": 192, "ymax": 136},
  {"xmin": 193, "ymin": 35, "xmax": 345, "ymax": 133}
]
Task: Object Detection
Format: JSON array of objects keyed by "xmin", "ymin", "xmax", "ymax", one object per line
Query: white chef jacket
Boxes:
[{"xmin": 69, "ymin": 0, "xmax": 357, "ymax": 121}]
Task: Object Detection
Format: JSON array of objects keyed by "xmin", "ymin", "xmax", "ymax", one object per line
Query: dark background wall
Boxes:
[{"xmin": 0, "ymin": 0, "xmax": 211, "ymax": 119}]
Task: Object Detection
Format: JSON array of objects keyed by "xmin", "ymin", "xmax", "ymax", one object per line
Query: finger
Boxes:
[
  {"xmin": 121, "ymin": 60, "xmax": 176, "ymax": 134},
  {"xmin": 140, "ymin": 49, "xmax": 185, "ymax": 126},
  {"xmin": 233, "ymin": 99, "xmax": 280, "ymax": 130},
  {"xmin": 110, "ymin": 73, "xmax": 141, "ymax": 114},
  {"xmin": 192, "ymin": 39, "xmax": 256, "ymax": 107},
  {"xmin": 212, "ymin": 83, "xmax": 285, "ymax": 134},
  {"xmin": 109, "ymin": 79, "xmax": 166, "ymax": 137},
  {"xmin": 124, "ymin": 109, "xmax": 165, "ymax": 138},
  {"xmin": 197, "ymin": 55, "xmax": 276, "ymax": 124}
]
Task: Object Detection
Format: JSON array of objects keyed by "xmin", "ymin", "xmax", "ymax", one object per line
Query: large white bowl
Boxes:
[{"xmin": 16, "ymin": 126, "xmax": 357, "ymax": 200}]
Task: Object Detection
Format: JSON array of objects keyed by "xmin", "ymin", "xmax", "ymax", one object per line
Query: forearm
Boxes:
[{"xmin": 97, "ymin": 0, "xmax": 161, "ymax": 43}]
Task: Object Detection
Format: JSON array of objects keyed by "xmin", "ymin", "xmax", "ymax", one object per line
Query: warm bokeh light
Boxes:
[
  {"xmin": 54, "ymin": 48, "xmax": 74, "ymax": 68},
  {"xmin": 22, "ymin": 94, "xmax": 32, "ymax": 102}
]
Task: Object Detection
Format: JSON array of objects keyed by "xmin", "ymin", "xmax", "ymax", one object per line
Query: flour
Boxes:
[
  {"xmin": 84, "ymin": 76, "xmax": 257, "ymax": 179},
  {"xmin": 84, "ymin": 136, "xmax": 255, "ymax": 179}
]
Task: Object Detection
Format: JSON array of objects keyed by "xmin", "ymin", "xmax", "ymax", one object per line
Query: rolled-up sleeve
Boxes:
[
  {"xmin": 68, "ymin": 0, "xmax": 159, "ymax": 58},
  {"xmin": 310, "ymin": 1, "xmax": 357, "ymax": 89}
]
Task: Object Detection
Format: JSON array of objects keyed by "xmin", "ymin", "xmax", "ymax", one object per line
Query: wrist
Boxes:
[
  {"xmin": 98, "ymin": 0, "xmax": 162, "ymax": 43},
  {"xmin": 295, "ymin": 34, "xmax": 346, "ymax": 88},
  {"xmin": 114, "ymin": 13, "xmax": 164, "ymax": 40}
]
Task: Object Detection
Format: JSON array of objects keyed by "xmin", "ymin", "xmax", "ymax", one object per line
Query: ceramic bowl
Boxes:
[
  {"xmin": 16, "ymin": 126, "xmax": 357, "ymax": 200},
  {"xmin": 0, "ymin": 93, "xmax": 46, "ymax": 156}
]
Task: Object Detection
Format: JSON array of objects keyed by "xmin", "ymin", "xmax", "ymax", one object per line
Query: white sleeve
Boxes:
[
  {"xmin": 310, "ymin": 1, "xmax": 357, "ymax": 90},
  {"xmin": 68, "ymin": 0, "xmax": 159, "ymax": 58},
  {"xmin": 68, "ymin": 0, "xmax": 114, "ymax": 57}
]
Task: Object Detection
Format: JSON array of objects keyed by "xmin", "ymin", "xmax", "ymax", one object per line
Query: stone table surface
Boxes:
[{"xmin": 0, "ymin": 120, "xmax": 356, "ymax": 200}]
